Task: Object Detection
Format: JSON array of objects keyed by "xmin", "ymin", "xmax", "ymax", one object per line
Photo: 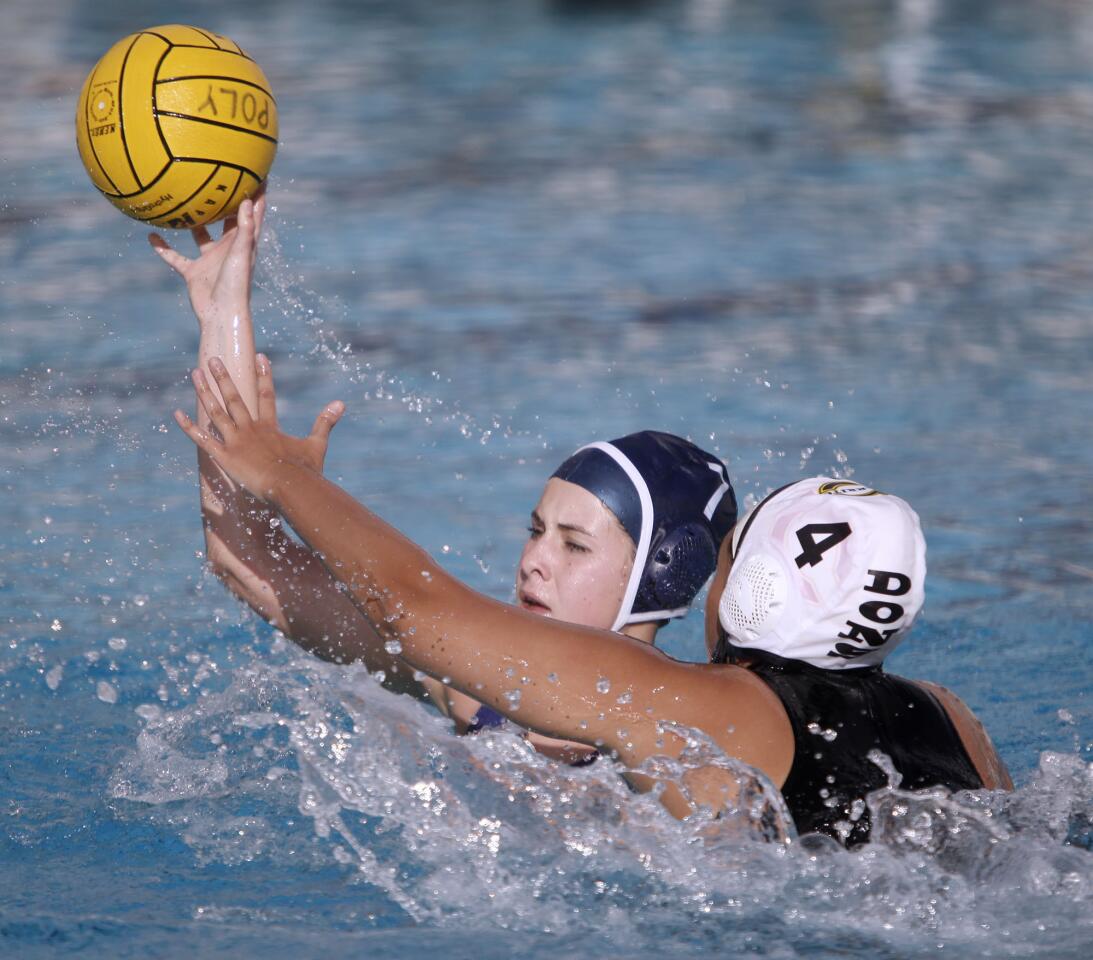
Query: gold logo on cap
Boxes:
[{"xmin": 817, "ymin": 481, "xmax": 883, "ymax": 497}]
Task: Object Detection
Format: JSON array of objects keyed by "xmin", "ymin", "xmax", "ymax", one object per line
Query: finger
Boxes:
[
  {"xmin": 192, "ymin": 368, "xmax": 237, "ymax": 435},
  {"xmin": 205, "ymin": 358, "xmax": 253, "ymax": 425},
  {"xmin": 234, "ymin": 198, "xmax": 255, "ymax": 248},
  {"xmin": 224, "ymin": 199, "xmax": 257, "ymax": 271},
  {"xmin": 255, "ymin": 353, "xmax": 279, "ymax": 425},
  {"xmin": 174, "ymin": 409, "xmax": 223, "ymax": 456},
  {"xmin": 252, "ymin": 184, "xmax": 268, "ymax": 240},
  {"xmin": 309, "ymin": 400, "xmax": 345, "ymax": 444},
  {"xmin": 148, "ymin": 233, "xmax": 192, "ymax": 274},
  {"xmin": 191, "ymin": 225, "xmax": 214, "ymax": 251},
  {"xmin": 219, "ymin": 210, "xmax": 240, "ymax": 239}
]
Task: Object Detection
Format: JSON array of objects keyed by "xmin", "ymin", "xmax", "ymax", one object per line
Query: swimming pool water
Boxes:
[{"xmin": 2, "ymin": 0, "xmax": 1091, "ymax": 956}]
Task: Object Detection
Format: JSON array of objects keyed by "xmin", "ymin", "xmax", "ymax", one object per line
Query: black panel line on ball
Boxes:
[
  {"xmin": 155, "ymin": 111, "xmax": 278, "ymax": 145},
  {"xmin": 135, "ymin": 165, "xmax": 220, "ymax": 223},
  {"xmin": 84, "ymin": 37, "xmax": 135, "ymax": 196},
  {"xmin": 109, "ymin": 156, "xmax": 183, "ymax": 199},
  {"xmin": 116, "ymin": 34, "xmax": 144, "ymax": 189},
  {"xmin": 192, "ymin": 27, "xmax": 224, "ymax": 50},
  {"xmin": 155, "ymin": 75, "xmax": 276, "ymax": 104},
  {"xmin": 206, "ymin": 169, "xmax": 243, "ymax": 224},
  {"xmin": 150, "ymin": 43, "xmax": 175, "ymax": 162},
  {"xmin": 172, "ymin": 158, "xmax": 263, "ymax": 185},
  {"xmin": 147, "ymin": 156, "xmax": 173, "ymax": 190},
  {"xmin": 192, "ymin": 27, "xmax": 226, "ymax": 52},
  {"xmin": 159, "ymin": 42, "xmax": 256, "ymax": 63}
]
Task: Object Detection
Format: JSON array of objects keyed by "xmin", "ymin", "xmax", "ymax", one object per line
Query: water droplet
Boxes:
[
  {"xmin": 616, "ymin": 691, "xmax": 632, "ymax": 705},
  {"xmin": 596, "ymin": 677, "xmax": 611, "ymax": 694},
  {"xmin": 45, "ymin": 664, "xmax": 63, "ymax": 690},
  {"xmin": 807, "ymin": 721, "xmax": 837, "ymax": 742},
  {"xmin": 384, "ymin": 639, "xmax": 403, "ymax": 656},
  {"xmin": 96, "ymin": 681, "xmax": 118, "ymax": 704},
  {"xmin": 504, "ymin": 689, "xmax": 521, "ymax": 709},
  {"xmin": 107, "ymin": 637, "xmax": 127, "ymax": 651}
]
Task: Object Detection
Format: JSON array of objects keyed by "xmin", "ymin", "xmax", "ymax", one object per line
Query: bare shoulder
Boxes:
[
  {"xmin": 657, "ymin": 661, "xmax": 796, "ymax": 789},
  {"xmin": 915, "ymin": 680, "xmax": 1014, "ymax": 790}
]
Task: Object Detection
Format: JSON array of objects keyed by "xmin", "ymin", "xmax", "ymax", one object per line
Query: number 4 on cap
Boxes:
[{"xmin": 794, "ymin": 523, "xmax": 852, "ymax": 568}]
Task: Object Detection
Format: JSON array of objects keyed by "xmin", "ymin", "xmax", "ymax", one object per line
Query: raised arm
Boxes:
[
  {"xmin": 151, "ymin": 200, "xmax": 424, "ymax": 695},
  {"xmin": 175, "ymin": 360, "xmax": 795, "ymax": 817}
]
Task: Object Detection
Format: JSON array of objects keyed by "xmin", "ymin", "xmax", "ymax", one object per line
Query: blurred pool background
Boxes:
[{"xmin": 1, "ymin": 0, "xmax": 1091, "ymax": 956}]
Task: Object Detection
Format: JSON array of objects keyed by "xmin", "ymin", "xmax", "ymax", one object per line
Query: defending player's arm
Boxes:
[
  {"xmin": 915, "ymin": 681, "xmax": 1014, "ymax": 790},
  {"xmin": 151, "ymin": 199, "xmax": 424, "ymax": 695},
  {"xmin": 175, "ymin": 359, "xmax": 795, "ymax": 817}
]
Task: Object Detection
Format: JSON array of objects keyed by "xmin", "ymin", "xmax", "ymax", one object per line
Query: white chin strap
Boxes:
[{"xmin": 573, "ymin": 442, "xmax": 654, "ymax": 633}]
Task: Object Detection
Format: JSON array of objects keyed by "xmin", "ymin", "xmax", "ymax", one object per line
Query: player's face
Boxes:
[
  {"xmin": 704, "ymin": 528, "xmax": 736, "ymax": 659},
  {"xmin": 516, "ymin": 478, "xmax": 635, "ymax": 631}
]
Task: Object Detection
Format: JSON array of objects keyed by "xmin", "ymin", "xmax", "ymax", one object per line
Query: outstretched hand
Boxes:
[
  {"xmin": 149, "ymin": 184, "xmax": 267, "ymax": 327},
  {"xmin": 175, "ymin": 354, "xmax": 344, "ymax": 500}
]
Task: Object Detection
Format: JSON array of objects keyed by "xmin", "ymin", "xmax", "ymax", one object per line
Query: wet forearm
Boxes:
[
  {"xmin": 195, "ymin": 302, "xmax": 259, "ymax": 547},
  {"xmin": 198, "ymin": 307, "xmax": 257, "ymax": 424},
  {"xmin": 268, "ymin": 461, "xmax": 436, "ymax": 633},
  {"xmin": 268, "ymin": 462, "xmax": 663, "ymax": 747}
]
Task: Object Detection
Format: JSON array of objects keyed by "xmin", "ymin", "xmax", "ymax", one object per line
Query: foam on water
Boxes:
[
  {"xmin": 3, "ymin": 1, "xmax": 1092, "ymax": 956},
  {"xmin": 103, "ymin": 643, "xmax": 1091, "ymax": 954}
]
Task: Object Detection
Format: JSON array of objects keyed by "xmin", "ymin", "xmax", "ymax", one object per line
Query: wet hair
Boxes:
[{"xmin": 552, "ymin": 431, "xmax": 737, "ymax": 630}]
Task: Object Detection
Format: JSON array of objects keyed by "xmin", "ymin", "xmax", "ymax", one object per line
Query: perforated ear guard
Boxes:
[
  {"xmin": 714, "ymin": 477, "xmax": 927, "ymax": 670},
  {"xmin": 636, "ymin": 522, "xmax": 717, "ymax": 612},
  {"xmin": 718, "ymin": 550, "xmax": 788, "ymax": 644}
]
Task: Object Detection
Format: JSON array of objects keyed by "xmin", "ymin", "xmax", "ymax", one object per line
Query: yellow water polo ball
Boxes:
[{"xmin": 75, "ymin": 24, "xmax": 278, "ymax": 229}]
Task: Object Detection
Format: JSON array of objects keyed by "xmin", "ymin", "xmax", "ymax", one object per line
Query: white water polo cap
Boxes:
[{"xmin": 717, "ymin": 478, "xmax": 927, "ymax": 670}]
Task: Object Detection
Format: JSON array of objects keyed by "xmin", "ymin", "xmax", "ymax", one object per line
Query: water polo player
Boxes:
[
  {"xmin": 436, "ymin": 430, "xmax": 737, "ymax": 762},
  {"xmin": 175, "ymin": 368, "xmax": 1013, "ymax": 843},
  {"xmin": 150, "ymin": 195, "xmax": 735, "ymax": 766},
  {"xmin": 703, "ymin": 478, "xmax": 1013, "ymax": 843}
]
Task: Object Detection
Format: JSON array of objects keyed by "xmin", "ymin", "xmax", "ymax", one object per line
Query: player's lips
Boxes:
[{"xmin": 519, "ymin": 591, "xmax": 551, "ymax": 615}]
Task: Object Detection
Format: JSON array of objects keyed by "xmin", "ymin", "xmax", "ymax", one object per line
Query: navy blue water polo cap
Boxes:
[{"xmin": 551, "ymin": 431, "xmax": 738, "ymax": 631}]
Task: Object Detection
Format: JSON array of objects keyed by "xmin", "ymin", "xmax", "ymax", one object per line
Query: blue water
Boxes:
[{"xmin": 2, "ymin": 0, "xmax": 1091, "ymax": 956}]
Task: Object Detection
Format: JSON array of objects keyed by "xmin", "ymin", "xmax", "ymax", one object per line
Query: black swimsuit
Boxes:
[{"xmin": 750, "ymin": 658, "xmax": 983, "ymax": 846}]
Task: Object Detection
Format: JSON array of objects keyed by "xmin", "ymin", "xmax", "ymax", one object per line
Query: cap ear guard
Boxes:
[
  {"xmin": 636, "ymin": 522, "xmax": 718, "ymax": 613},
  {"xmin": 718, "ymin": 550, "xmax": 789, "ymax": 644},
  {"xmin": 715, "ymin": 477, "xmax": 926, "ymax": 670},
  {"xmin": 557, "ymin": 431, "xmax": 737, "ymax": 630}
]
